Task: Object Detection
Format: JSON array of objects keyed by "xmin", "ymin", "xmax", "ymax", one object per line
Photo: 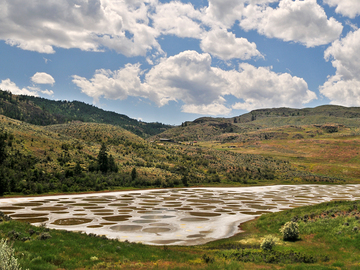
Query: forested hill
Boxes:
[{"xmin": 0, "ymin": 89, "xmax": 171, "ymax": 138}]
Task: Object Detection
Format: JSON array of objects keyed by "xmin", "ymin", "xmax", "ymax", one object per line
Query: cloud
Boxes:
[
  {"xmin": 0, "ymin": 0, "xmax": 161, "ymax": 56},
  {"xmin": 203, "ymin": 0, "xmax": 278, "ymax": 29},
  {"xmin": 229, "ymin": 63, "xmax": 317, "ymax": 111},
  {"xmin": 320, "ymin": 29, "xmax": 360, "ymax": 106},
  {"xmin": 151, "ymin": 1, "xmax": 204, "ymax": 38},
  {"xmin": 240, "ymin": 0, "xmax": 343, "ymax": 47},
  {"xmin": 31, "ymin": 72, "xmax": 55, "ymax": 85},
  {"xmin": 0, "ymin": 79, "xmax": 38, "ymax": 96},
  {"xmin": 323, "ymin": 0, "xmax": 360, "ymax": 19},
  {"xmin": 200, "ymin": 28, "xmax": 263, "ymax": 60},
  {"xmin": 182, "ymin": 102, "xmax": 232, "ymax": 115},
  {"xmin": 0, "ymin": 79, "xmax": 55, "ymax": 97},
  {"xmin": 73, "ymin": 50, "xmax": 317, "ymax": 115},
  {"xmin": 72, "ymin": 63, "xmax": 144, "ymax": 103}
]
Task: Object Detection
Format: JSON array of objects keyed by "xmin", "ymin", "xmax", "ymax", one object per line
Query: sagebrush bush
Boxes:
[
  {"xmin": 260, "ymin": 235, "xmax": 278, "ymax": 251},
  {"xmin": 280, "ymin": 221, "xmax": 300, "ymax": 241},
  {"xmin": 0, "ymin": 238, "xmax": 23, "ymax": 270}
]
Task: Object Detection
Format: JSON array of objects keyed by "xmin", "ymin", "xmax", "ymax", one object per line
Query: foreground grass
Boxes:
[{"xmin": 2, "ymin": 200, "xmax": 360, "ymax": 269}]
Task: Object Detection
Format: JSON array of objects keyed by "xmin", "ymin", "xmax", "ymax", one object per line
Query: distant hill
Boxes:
[
  {"xmin": 0, "ymin": 89, "xmax": 171, "ymax": 138},
  {"xmin": 152, "ymin": 105, "xmax": 360, "ymax": 142}
]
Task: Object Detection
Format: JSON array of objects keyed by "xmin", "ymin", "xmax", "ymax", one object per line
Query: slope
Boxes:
[{"xmin": 0, "ymin": 89, "xmax": 171, "ymax": 138}]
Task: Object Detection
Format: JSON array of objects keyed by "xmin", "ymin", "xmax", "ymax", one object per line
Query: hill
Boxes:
[
  {"xmin": 0, "ymin": 89, "xmax": 171, "ymax": 138},
  {"xmin": 151, "ymin": 105, "xmax": 360, "ymax": 142},
  {"xmin": 0, "ymin": 114, "xmax": 343, "ymax": 197}
]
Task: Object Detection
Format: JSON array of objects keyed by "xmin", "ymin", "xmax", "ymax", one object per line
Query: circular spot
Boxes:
[
  {"xmin": 175, "ymin": 207, "xmax": 193, "ymax": 211},
  {"xmin": 149, "ymin": 223, "xmax": 170, "ymax": 226},
  {"xmin": 15, "ymin": 217, "xmax": 48, "ymax": 223},
  {"xmin": 13, "ymin": 202, "xmax": 43, "ymax": 207},
  {"xmin": 91, "ymin": 209, "xmax": 114, "ymax": 213},
  {"xmin": 246, "ymin": 205, "xmax": 277, "ymax": 210},
  {"xmin": 133, "ymin": 219, "xmax": 159, "ymax": 224},
  {"xmin": 87, "ymin": 225, "xmax": 103, "ymax": 228},
  {"xmin": 140, "ymin": 215, "xmax": 175, "ymax": 219},
  {"xmin": 187, "ymin": 234, "xmax": 204, "ymax": 238},
  {"xmin": 180, "ymin": 217, "xmax": 209, "ymax": 222},
  {"xmin": 143, "ymin": 227, "xmax": 171, "ymax": 233},
  {"xmin": 10, "ymin": 213, "xmax": 48, "ymax": 218},
  {"xmin": 137, "ymin": 210, "xmax": 162, "ymax": 214},
  {"xmin": 52, "ymin": 218, "xmax": 92, "ymax": 226},
  {"xmin": 189, "ymin": 212, "xmax": 221, "ymax": 217},
  {"xmin": 110, "ymin": 225, "xmax": 143, "ymax": 232},
  {"xmin": 94, "ymin": 213, "xmax": 114, "ymax": 216},
  {"xmin": 32, "ymin": 207, "xmax": 67, "ymax": 211},
  {"xmin": 100, "ymin": 222, "xmax": 117, "ymax": 225},
  {"xmin": 199, "ymin": 230, "xmax": 212, "ymax": 234},
  {"xmin": 103, "ymin": 215, "xmax": 132, "ymax": 222},
  {"xmin": 118, "ymin": 209, "xmax": 133, "ymax": 213}
]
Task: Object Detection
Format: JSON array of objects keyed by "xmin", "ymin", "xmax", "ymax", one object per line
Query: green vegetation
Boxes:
[
  {"xmin": 2, "ymin": 114, "xmax": 338, "ymax": 197},
  {"xmin": 3, "ymin": 200, "xmax": 360, "ymax": 269},
  {"xmin": 0, "ymin": 89, "xmax": 171, "ymax": 138}
]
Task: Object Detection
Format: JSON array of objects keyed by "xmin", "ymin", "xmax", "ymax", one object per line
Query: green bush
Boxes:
[
  {"xmin": 0, "ymin": 239, "xmax": 24, "ymax": 270},
  {"xmin": 280, "ymin": 221, "xmax": 300, "ymax": 241},
  {"xmin": 260, "ymin": 235, "xmax": 278, "ymax": 251}
]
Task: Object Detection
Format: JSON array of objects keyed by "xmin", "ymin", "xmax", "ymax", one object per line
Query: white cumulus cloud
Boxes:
[
  {"xmin": 323, "ymin": 0, "xmax": 360, "ymax": 19},
  {"xmin": 0, "ymin": 79, "xmax": 38, "ymax": 96},
  {"xmin": 0, "ymin": 0, "xmax": 161, "ymax": 56},
  {"xmin": 200, "ymin": 28, "xmax": 263, "ymax": 60},
  {"xmin": 72, "ymin": 63, "xmax": 144, "ymax": 103},
  {"xmin": 320, "ymin": 29, "xmax": 360, "ymax": 106},
  {"xmin": 73, "ymin": 50, "xmax": 317, "ymax": 115},
  {"xmin": 228, "ymin": 63, "xmax": 317, "ymax": 111},
  {"xmin": 31, "ymin": 72, "xmax": 55, "ymax": 85},
  {"xmin": 151, "ymin": 1, "xmax": 204, "ymax": 38},
  {"xmin": 0, "ymin": 79, "xmax": 55, "ymax": 97},
  {"xmin": 240, "ymin": 0, "xmax": 343, "ymax": 47}
]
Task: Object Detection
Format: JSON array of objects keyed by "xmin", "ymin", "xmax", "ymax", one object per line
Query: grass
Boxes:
[
  {"xmin": 3, "ymin": 200, "xmax": 360, "ymax": 269},
  {"xmin": 199, "ymin": 125, "xmax": 360, "ymax": 182}
]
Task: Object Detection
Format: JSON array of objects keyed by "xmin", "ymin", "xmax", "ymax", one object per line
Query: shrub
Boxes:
[
  {"xmin": 280, "ymin": 221, "xmax": 300, "ymax": 241},
  {"xmin": 0, "ymin": 239, "xmax": 23, "ymax": 270},
  {"xmin": 260, "ymin": 235, "xmax": 278, "ymax": 251}
]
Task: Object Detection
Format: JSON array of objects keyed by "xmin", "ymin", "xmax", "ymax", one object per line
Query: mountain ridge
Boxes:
[{"xmin": 0, "ymin": 89, "xmax": 171, "ymax": 138}]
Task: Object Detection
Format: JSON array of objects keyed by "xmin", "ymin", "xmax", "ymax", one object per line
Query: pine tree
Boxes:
[
  {"xmin": 97, "ymin": 143, "xmax": 108, "ymax": 173},
  {"xmin": 131, "ymin": 168, "xmax": 137, "ymax": 181},
  {"xmin": 0, "ymin": 130, "xmax": 7, "ymax": 165}
]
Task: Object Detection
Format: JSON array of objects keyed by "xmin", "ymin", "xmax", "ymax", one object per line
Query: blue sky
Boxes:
[{"xmin": 0, "ymin": 0, "xmax": 360, "ymax": 125}]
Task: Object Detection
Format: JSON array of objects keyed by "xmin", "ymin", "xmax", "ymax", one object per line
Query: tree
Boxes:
[
  {"xmin": 0, "ymin": 130, "xmax": 7, "ymax": 165},
  {"xmin": 131, "ymin": 168, "xmax": 137, "ymax": 181},
  {"xmin": 108, "ymin": 155, "xmax": 118, "ymax": 173},
  {"xmin": 97, "ymin": 143, "xmax": 108, "ymax": 173}
]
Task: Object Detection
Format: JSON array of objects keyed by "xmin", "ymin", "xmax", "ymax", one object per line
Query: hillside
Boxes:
[
  {"xmin": 151, "ymin": 105, "xmax": 360, "ymax": 142},
  {"xmin": 0, "ymin": 89, "xmax": 171, "ymax": 138},
  {"xmin": 0, "ymin": 114, "xmax": 344, "ymax": 197}
]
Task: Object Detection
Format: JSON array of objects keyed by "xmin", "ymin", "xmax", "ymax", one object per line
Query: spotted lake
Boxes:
[{"xmin": 1, "ymin": 185, "xmax": 359, "ymax": 245}]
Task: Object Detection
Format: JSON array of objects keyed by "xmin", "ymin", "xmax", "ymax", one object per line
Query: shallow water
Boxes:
[{"xmin": 0, "ymin": 184, "xmax": 359, "ymax": 246}]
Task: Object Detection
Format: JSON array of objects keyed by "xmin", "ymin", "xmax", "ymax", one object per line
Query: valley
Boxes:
[{"xmin": 1, "ymin": 91, "xmax": 360, "ymax": 269}]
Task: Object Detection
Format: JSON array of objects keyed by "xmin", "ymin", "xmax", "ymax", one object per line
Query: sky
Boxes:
[{"xmin": 0, "ymin": 0, "xmax": 360, "ymax": 125}]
